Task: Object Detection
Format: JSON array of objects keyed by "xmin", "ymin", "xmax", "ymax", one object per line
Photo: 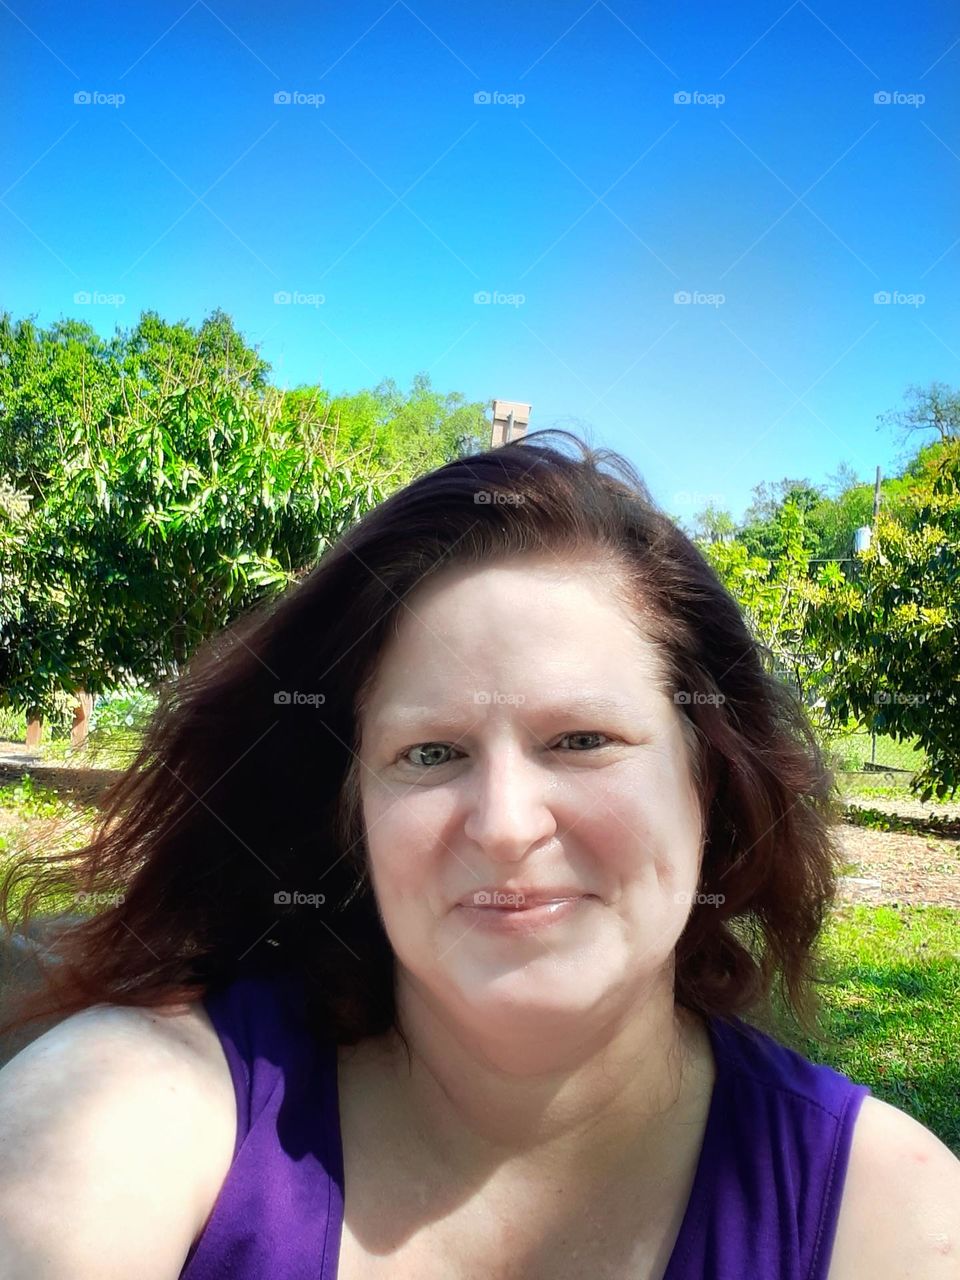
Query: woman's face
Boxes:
[{"xmin": 356, "ymin": 556, "xmax": 707, "ymax": 1039}]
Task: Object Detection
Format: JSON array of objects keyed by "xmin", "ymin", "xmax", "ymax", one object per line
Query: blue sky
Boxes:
[{"xmin": 4, "ymin": 0, "xmax": 958, "ymax": 522}]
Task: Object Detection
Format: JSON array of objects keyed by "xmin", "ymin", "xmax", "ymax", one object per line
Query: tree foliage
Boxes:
[
  {"xmin": 700, "ymin": 499, "xmax": 821, "ymax": 700},
  {"xmin": 801, "ymin": 441, "xmax": 960, "ymax": 800},
  {"xmin": 0, "ymin": 309, "xmax": 488, "ymax": 725}
]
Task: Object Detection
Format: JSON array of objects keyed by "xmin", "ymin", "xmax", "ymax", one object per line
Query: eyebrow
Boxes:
[{"xmin": 373, "ymin": 694, "xmax": 637, "ymax": 734}]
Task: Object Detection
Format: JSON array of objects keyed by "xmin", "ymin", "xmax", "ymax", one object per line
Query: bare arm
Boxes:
[
  {"xmin": 0, "ymin": 1002, "xmax": 235, "ymax": 1280},
  {"xmin": 828, "ymin": 1096, "xmax": 960, "ymax": 1279}
]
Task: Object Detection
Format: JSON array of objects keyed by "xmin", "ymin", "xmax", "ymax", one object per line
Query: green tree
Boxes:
[
  {"xmin": 0, "ymin": 308, "xmax": 490, "ymax": 726},
  {"xmin": 878, "ymin": 380, "xmax": 960, "ymax": 447},
  {"xmin": 690, "ymin": 502, "xmax": 737, "ymax": 544},
  {"xmin": 0, "ymin": 364, "xmax": 391, "ymax": 723},
  {"xmin": 739, "ymin": 478, "xmax": 825, "ymax": 562},
  {"xmin": 699, "ymin": 500, "xmax": 821, "ymax": 699},
  {"xmin": 801, "ymin": 441, "xmax": 960, "ymax": 800}
]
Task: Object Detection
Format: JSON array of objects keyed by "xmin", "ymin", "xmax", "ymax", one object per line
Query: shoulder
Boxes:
[
  {"xmin": 827, "ymin": 1095, "xmax": 960, "ymax": 1279},
  {"xmin": 0, "ymin": 998, "xmax": 236, "ymax": 1279}
]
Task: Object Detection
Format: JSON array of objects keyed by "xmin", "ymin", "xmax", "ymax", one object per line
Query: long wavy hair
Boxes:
[{"xmin": 0, "ymin": 430, "xmax": 841, "ymax": 1046}]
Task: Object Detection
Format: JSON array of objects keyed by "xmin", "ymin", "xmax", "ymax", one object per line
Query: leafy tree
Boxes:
[
  {"xmin": 0, "ymin": 310, "xmax": 489, "ymax": 728},
  {"xmin": 0, "ymin": 314, "xmax": 121, "ymax": 501},
  {"xmin": 690, "ymin": 502, "xmax": 737, "ymax": 544},
  {"xmin": 739, "ymin": 478, "xmax": 825, "ymax": 562},
  {"xmin": 877, "ymin": 380, "xmax": 960, "ymax": 446},
  {"xmin": 315, "ymin": 372, "xmax": 488, "ymax": 484},
  {"xmin": 801, "ymin": 441, "xmax": 960, "ymax": 800},
  {"xmin": 699, "ymin": 500, "xmax": 821, "ymax": 700},
  {"xmin": 0, "ymin": 366, "xmax": 391, "ymax": 722},
  {"xmin": 0, "ymin": 309, "xmax": 269, "ymax": 505}
]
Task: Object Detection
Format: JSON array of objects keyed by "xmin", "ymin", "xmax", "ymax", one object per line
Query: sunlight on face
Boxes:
[{"xmin": 356, "ymin": 555, "xmax": 706, "ymax": 1037}]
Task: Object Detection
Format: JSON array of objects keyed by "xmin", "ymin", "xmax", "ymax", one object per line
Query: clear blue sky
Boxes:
[{"xmin": 4, "ymin": 0, "xmax": 958, "ymax": 522}]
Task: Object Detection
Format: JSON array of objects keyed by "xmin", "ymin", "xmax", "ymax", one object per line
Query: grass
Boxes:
[
  {"xmin": 821, "ymin": 728, "xmax": 927, "ymax": 774},
  {"xmin": 0, "ymin": 775, "xmax": 99, "ymax": 916},
  {"xmin": 774, "ymin": 905, "xmax": 960, "ymax": 1155}
]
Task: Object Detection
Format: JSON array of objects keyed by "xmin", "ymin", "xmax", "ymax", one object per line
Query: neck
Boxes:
[{"xmin": 362, "ymin": 969, "xmax": 709, "ymax": 1189}]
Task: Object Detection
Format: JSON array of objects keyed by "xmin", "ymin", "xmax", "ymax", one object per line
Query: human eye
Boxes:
[
  {"xmin": 396, "ymin": 742, "xmax": 463, "ymax": 769},
  {"xmin": 553, "ymin": 731, "xmax": 614, "ymax": 752},
  {"xmin": 393, "ymin": 731, "xmax": 615, "ymax": 771}
]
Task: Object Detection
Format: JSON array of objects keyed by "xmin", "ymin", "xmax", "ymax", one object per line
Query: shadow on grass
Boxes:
[
  {"xmin": 0, "ymin": 761, "xmax": 124, "ymax": 807},
  {"xmin": 772, "ymin": 958, "xmax": 960, "ymax": 1155}
]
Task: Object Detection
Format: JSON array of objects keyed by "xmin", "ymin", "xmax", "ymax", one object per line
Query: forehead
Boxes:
[{"xmin": 360, "ymin": 557, "xmax": 671, "ymax": 725}]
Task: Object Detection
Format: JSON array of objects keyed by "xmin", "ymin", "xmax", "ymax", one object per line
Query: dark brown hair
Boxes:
[{"xmin": 0, "ymin": 430, "xmax": 842, "ymax": 1046}]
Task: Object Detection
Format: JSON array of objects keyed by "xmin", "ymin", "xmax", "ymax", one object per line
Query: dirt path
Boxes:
[{"xmin": 835, "ymin": 824, "xmax": 960, "ymax": 908}]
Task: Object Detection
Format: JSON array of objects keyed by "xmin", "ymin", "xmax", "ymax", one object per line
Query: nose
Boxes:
[{"xmin": 461, "ymin": 742, "xmax": 558, "ymax": 862}]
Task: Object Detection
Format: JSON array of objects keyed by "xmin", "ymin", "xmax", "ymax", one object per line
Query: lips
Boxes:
[{"xmin": 457, "ymin": 888, "xmax": 590, "ymax": 910}]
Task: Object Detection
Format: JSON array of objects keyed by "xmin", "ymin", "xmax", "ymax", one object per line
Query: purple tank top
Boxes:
[{"xmin": 178, "ymin": 973, "xmax": 870, "ymax": 1280}]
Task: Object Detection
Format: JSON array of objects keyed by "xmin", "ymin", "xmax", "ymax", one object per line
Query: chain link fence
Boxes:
[{"xmin": 823, "ymin": 729, "xmax": 926, "ymax": 775}]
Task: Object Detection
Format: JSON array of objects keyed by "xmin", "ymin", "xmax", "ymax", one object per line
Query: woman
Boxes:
[{"xmin": 0, "ymin": 431, "xmax": 956, "ymax": 1280}]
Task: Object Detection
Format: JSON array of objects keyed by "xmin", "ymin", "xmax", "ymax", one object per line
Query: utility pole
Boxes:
[
  {"xmin": 490, "ymin": 400, "xmax": 531, "ymax": 447},
  {"xmin": 853, "ymin": 466, "xmax": 883, "ymax": 560}
]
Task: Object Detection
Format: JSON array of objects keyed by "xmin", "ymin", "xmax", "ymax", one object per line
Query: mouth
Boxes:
[
  {"xmin": 458, "ymin": 889, "xmax": 594, "ymax": 910},
  {"xmin": 455, "ymin": 894, "xmax": 595, "ymax": 933}
]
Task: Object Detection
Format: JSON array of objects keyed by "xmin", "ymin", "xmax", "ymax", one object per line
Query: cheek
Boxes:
[
  {"xmin": 586, "ymin": 764, "xmax": 700, "ymax": 871},
  {"xmin": 361, "ymin": 786, "xmax": 445, "ymax": 906}
]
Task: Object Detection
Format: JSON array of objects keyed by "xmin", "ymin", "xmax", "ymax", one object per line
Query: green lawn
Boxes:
[{"xmin": 773, "ymin": 905, "xmax": 960, "ymax": 1155}]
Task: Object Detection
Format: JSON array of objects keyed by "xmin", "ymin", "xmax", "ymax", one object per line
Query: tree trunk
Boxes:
[{"xmin": 71, "ymin": 691, "xmax": 94, "ymax": 747}]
